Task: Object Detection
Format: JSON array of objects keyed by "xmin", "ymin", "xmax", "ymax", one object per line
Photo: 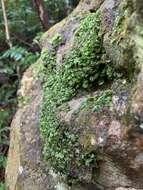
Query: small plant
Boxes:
[
  {"xmin": 33, "ymin": 32, "xmax": 44, "ymax": 46},
  {"xmin": 92, "ymin": 90, "xmax": 112, "ymax": 112},
  {"xmin": 2, "ymin": 46, "xmax": 28, "ymax": 61},
  {"xmin": 1, "ymin": 46, "xmax": 39, "ymax": 68},
  {"xmin": 74, "ymin": 90, "xmax": 113, "ymax": 117}
]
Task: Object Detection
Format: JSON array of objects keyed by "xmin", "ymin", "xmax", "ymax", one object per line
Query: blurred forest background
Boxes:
[{"xmin": 0, "ymin": 0, "xmax": 79, "ymax": 188}]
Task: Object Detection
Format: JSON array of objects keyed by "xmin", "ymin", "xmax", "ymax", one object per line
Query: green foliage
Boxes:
[
  {"xmin": 1, "ymin": 46, "xmax": 39, "ymax": 69},
  {"xmin": 2, "ymin": 46, "xmax": 29, "ymax": 61},
  {"xmin": 74, "ymin": 90, "xmax": 113, "ymax": 117},
  {"xmin": 40, "ymin": 11, "xmax": 114, "ymax": 182},
  {"xmin": 0, "ymin": 109, "xmax": 10, "ymax": 146},
  {"xmin": 0, "ymin": 154, "xmax": 6, "ymax": 169},
  {"xmin": 0, "ymin": 182, "xmax": 5, "ymax": 190},
  {"xmin": 0, "ymin": 0, "xmax": 78, "ymax": 49},
  {"xmin": 92, "ymin": 90, "xmax": 112, "ymax": 112},
  {"xmin": 0, "ymin": 154, "xmax": 6, "ymax": 188},
  {"xmin": 0, "ymin": 45, "xmax": 39, "ymax": 113},
  {"xmin": 0, "ymin": 45, "xmax": 39, "ymax": 183},
  {"xmin": 0, "ymin": 0, "xmax": 41, "ymax": 49},
  {"xmin": 50, "ymin": 33, "xmax": 62, "ymax": 47},
  {"xmin": 33, "ymin": 32, "xmax": 44, "ymax": 46}
]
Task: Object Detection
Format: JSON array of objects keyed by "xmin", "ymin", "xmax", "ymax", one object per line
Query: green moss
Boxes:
[
  {"xmin": 33, "ymin": 60, "xmax": 45, "ymax": 80},
  {"xmin": 111, "ymin": 1, "xmax": 131, "ymax": 44},
  {"xmin": 110, "ymin": 0, "xmax": 136, "ymax": 79},
  {"xmin": 49, "ymin": 33, "xmax": 62, "ymax": 48},
  {"xmin": 74, "ymin": 90, "xmax": 112, "ymax": 118},
  {"xmin": 92, "ymin": 90, "xmax": 112, "ymax": 112},
  {"xmin": 18, "ymin": 96, "xmax": 32, "ymax": 106},
  {"xmin": 79, "ymin": 132, "xmax": 96, "ymax": 152},
  {"xmin": 40, "ymin": 11, "xmax": 114, "ymax": 182},
  {"xmin": 58, "ymin": 103, "xmax": 70, "ymax": 112}
]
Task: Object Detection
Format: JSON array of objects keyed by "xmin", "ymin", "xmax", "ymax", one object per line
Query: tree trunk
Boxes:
[
  {"xmin": 1, "ymin": 0, "xmax": 12, "ymax": 48},
  {"xmin": 32, "ymin": 0, "xmax": 49, "ymax": 30}
]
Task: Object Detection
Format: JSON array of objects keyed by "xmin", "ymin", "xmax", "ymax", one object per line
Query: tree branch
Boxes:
[
  {"xmin": 1, "ymin": 0, "xmax": 12, "ymax": 48},
  {"xmin": 32, "ymin": 0, "xmax": 49, "ymax": 30}
]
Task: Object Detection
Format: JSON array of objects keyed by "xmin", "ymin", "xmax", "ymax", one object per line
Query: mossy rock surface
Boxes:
[{"xmin": 6, "ymin": 0, "xmax": 143, "ymax": 190}]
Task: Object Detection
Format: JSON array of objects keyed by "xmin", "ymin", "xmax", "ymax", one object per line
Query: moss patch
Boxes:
[
  {"xmin": 39, "ymin": 11, "xmax": 114, "ymax": 182},
  {"xmin": 73, "ymin": 90, "xmax": 113, "ymax": 117}
]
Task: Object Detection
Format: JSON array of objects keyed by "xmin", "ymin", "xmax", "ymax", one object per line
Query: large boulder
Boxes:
[{"xmin": 6, "ymin": 0, "xmax": 143, "ymax": 189}]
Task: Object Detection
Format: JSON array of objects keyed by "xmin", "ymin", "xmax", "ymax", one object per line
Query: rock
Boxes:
[
  {"xmin": 6, "ymin": 0, "xmax": 143, "ymax": 189},
  {"xmin": 5, "ymin": 63, "xmax": 56, "ymax": 190}
]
